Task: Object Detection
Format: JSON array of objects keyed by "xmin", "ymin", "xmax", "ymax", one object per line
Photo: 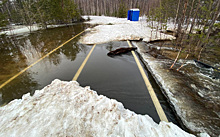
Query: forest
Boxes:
[
  {"xmin": 0, "ymin": 0, "xmax": 220, "ymax": 60},
  {"xmin": 1, "ymin": 0, "xmax": 158, "ymax": 28}
]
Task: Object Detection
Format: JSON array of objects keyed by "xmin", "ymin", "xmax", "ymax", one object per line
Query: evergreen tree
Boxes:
[
  {"xmin": 0, "ymin": 12, "xmax": 8, "ymax": 28},
  {"xmin": 0, "ymin": 1, "xmax": 8, "ymax": 28},
  {"xmin": 19, "ymin": 0, "xmax": 38, "ymax": 32},
  {"xmin": 62, "ymin": 0, "xmax": 80, "ymax": 23},
  {"xmin": 117, "ymin": 1, "xmax": 127, "ymax": 18},
  {"xmin": 36, "ymin": 0, "xmax": 51, "ymax": 29}
]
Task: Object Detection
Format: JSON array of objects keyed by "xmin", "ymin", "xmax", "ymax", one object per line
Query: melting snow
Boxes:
[
  {"xmin": 0, "ymin": 24, "xmax": 69, "ymax": 35},
  {"xmin": 80, "ymin": 16, "xmax": 175, "ymax": 44},
  {"xmin": 0, "ymin": 25, "xmax": 40, "ymax": 35},
  {"xmin": 0, "ymin": 79, "xmax": 194, "ymax": 137}
]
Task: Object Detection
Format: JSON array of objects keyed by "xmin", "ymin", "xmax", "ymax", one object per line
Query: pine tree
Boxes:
[
  {"xmin": 0, "ymin": 1, "xmax": 8, "ymax": 28},
  {"xmin": 117, "ymin": 1, "xmax": 127, "ymax": 18},
  {"xmin": 0, "ymin": 12, "xmax": 8, "ymax": 28}
]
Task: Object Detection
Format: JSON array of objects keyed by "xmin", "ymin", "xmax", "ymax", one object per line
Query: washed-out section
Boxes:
[{"xmin": 133, "ymin": 41, "xmax": 220, "ymax": 136}]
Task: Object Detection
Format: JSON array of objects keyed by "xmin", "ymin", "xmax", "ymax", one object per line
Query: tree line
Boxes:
[
  {"xmin": 74, "ymin": 0, "xmax": 151, "ymax": 17},
  {"xmin": 146, "ymin": 0, "xmax": 220, "ymax": 64},
  {"xmin": 1, "ymin": 0, "xmax": 219, "ymax": 61},
  {"xmin": 0, "ymin": 0, "xmax": 81, "ymax": 30},
  {"xmin": 0, "ymin": 0, "xmax": 156, "ymax": 29}
]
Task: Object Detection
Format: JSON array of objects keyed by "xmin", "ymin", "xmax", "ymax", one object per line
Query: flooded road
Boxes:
[
  {"xmin": 0, "ymin": 24, "xmax": 180, "ymax": 127},
  {"xmin": 0, "ymin": 24, "xmax": 89, "ymax": 105}
]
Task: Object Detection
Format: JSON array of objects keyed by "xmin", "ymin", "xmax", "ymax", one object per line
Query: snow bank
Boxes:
[
  {"xmin": 0, "ymin": 24, "xmax": 70, "ymax": 35},
  {"xmin": 80, "ymin": 16, "xmax": 175, "ymax": 44},
  {"xmin": 83, "ymin": 15, "xmax": 129, "ymax": 25},
  {"xmin": 0, "ymin": 25, "xmax": 40, "ymax": 35},
  {"xmin": 0, "ymin": 79, "xmax": 194, "ymax": 137}
]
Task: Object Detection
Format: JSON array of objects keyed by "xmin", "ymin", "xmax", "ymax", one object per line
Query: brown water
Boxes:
[
  {"xmin": 0, "ymin": 24, "xmax": 89, "ymax": 105},
  {"xmin": 134, "ymin": 41, "xmax": 220, "ymax": 136}
]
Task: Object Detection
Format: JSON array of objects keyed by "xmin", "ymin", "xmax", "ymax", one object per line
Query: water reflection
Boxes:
[{"xmin": 0, "ymin": 24, "xmax": 89, "ymax": 105}]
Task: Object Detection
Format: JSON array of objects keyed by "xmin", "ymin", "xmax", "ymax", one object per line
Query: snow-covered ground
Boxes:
[
  {"xmin": 80, "ymin": 16, "xmax": 175, "ymax": 44},
  {"xmin": 0, "ymin": 79, "xmax": 195, "ymax": 137},
  {"xmin": 0, "ymin": 24, "xmax": 70, "ymax": 35},
  {"xmin": 0, "ymin": 25, "xmax": 40, "ymax": 35}
]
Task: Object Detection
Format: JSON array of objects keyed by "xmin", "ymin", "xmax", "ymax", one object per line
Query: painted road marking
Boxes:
[
  {"xmin": 0, "ymin": 30, "xmax": 86, "ymax": 89},
  {"xmin": 72, "ymin": 44, "xmax": 96, "ymax": 81},
  {"xmin": 127, "ymin": 40, "xmax": 168, "ymax": 122}
]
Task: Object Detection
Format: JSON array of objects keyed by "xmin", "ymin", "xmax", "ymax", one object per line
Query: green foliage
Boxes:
[
  {"xmin": 10, "ymin": 9, "xmax": 22, "ymax": 24},
  {"xmin": 214, "ymin": 22, "xmax": 220, "ymax": 28},
  {"xmin": 0, "ymin": 2, "xmax": 8, "ymax": 28},
  {"xmin": 0, "ymin": 12, "xmax": 8, "ymax": 28},
  {"xmin": 63, "ymin": 0, "xmax": 80, "ymax": 22},
  {"xmin": 20, "ymin": 0, "xmax": 38, "ymax": 26},
  {"xmin": 117, "ymin": 1, "xmax": 127, "ymax": 18},
  {"xmin": 0, "ymin": 0, "xmax": 81, "ymax": 30}
]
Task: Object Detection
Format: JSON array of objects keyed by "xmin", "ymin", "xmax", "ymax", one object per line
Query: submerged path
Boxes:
[
  {"xmin": 127, "ymin": 40, "xmax": 168, "ymax": 122},
  {"xmin": 0, "ymin": 30, "xmax": 86, "ymax": 89},
  {"xmin": 72, "ymin": 41, "xmax": 169, "ymax": 123},
  {"xmin": 0, "ymin": 29, "xmax": 176, "ymax": 124}
]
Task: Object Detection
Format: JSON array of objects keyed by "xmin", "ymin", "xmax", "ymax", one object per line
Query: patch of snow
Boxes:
[
  {"xmin": 83, "ymin": 15, "xmax": 128, "ymax": 25},
  {"xmin": 131, "ymin": 9, "xmax": 140, "ymax": 11},
  {"xmin": 0, "ymin": 24, "xmax": 71, "ymax": 35},
  {"xmin": 0, "ymin": 25, "xmax": 40, "ymax": 35},
  {"xmin": 0, "ymin": 79, "xmax": 194, "ymax": 137},
  {"xmin": 80, "ymin": 16, "xmax": 175, "ymax": 44},
  {"xmin": 198, "ymin": 132, "xmax": 210, "ymax": 137}
]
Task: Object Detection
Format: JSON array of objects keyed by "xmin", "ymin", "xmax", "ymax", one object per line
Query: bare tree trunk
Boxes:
[
  {"xmin": 198, "ymin": 0, "xmax": 220, "ymax": 60},
  {"xmin": 176, "ymin": 0, "xmax": 188, "ymax": 46},
  {"xmin": 188, "ymin": 0, "xmax": 201, "ymax": 37},
  {"xmin": 177, "ymin": 54, "xmax": 189, "ymax": 71},
  {"xmin": 170, "ymin": 48, "xmax": 182, "ymax": 69},
  {"xmin": 174, "ymin": 0, "xmax": 181, "ymax": 31}
]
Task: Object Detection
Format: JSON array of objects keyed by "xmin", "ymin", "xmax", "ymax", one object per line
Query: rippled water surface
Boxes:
[{"xmin": 135, "ymin": 41, "xmax": 220, "ymax": 136}]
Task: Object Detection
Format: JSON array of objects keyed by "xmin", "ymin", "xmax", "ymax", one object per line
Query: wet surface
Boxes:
[
  {"xmin": 0, "ymin": 24, "xmax": 89, "ymax": 105},
  {"xmin": 78, "ymin": 41, "xmax": 180, "ymax": 125},
  {"xmin": 135, "ymin": 41, "xmax": 220, "ymax": 136},
  {"xmin": 78, "ymin": 42, "xmax": 161, "ymax": 121},
  {"xmin": 0, "ymin": 25, "xmax": 179, "ymax": 126}
]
